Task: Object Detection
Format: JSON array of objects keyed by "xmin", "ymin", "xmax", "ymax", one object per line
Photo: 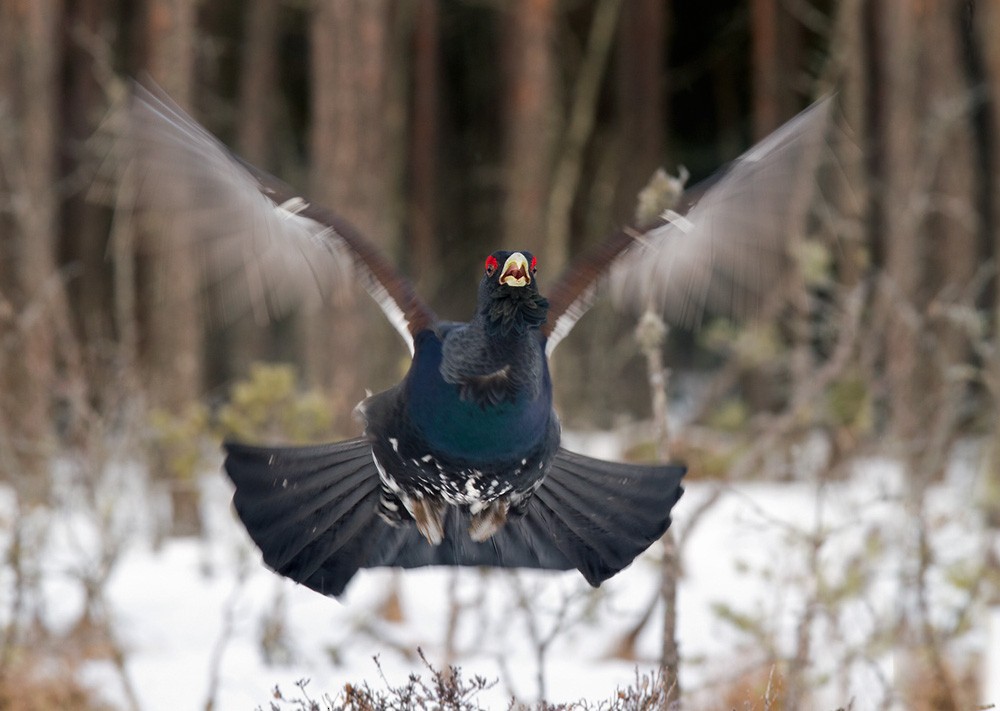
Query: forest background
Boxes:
[{"xmin": 1, "ymin": 0, "xmax": 999, "ymax": 709}]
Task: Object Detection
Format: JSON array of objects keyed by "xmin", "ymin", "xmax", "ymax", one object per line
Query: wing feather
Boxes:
[
  {"xmin": 107, "ymin": 82, "xmax": 435, "ymax": 353},
  {"xmin": 543, "ymin": 96, "xmax": 837, "ymax": 355}
]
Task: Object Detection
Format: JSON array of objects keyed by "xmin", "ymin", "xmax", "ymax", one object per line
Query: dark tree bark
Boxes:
[
  {"xmin": 62, "ymin": 0, "xmax": 116, "ymax": 402},
  {"xmin": 502, "ymin": 0, "xmax": 557, "ymax": 263},
  {"xmin": 923, "ymin": 0, "xmax": 977, "ymax": 402},
  {"xmin": 874, "ymin": 0, "xmax": 924, "ymax": 451},
  {"xmin": 750, "ymin": 0, "xmax": 804, "ymax": 139},
  {"xmin": 824, "ymin": 0, "xmax": 869, "ymax": 290},
  {"xmin": 238, "ymin": 0, "xmax": 281, "ymax": 168},
  {"xmin": 141, "ymin": 0, "xmax": 202, "ymax": 414},
  {"xmin": 143, "ymin": 0, "xmax": 204, "ymax": 536},
  {"xmin": 223, "ymin": 0, "xmax": 283, "ymax": 379},
  {"xmin": 408, "ymin": 0, "xmax": 440, "ymax": 292},
  {"xmin": 615, "ymin": 0, "xmax": 666, "ymax": 220},
  {"xmin": 982, "ymin": 0, "xmax": 1000, "ymax": 525},
  {"xmin": 0, "ymin": 0, "xmax": 65, "ymax": 489},
  {"xmin": 307, "ymin": 0, "xmax": 402, "ymax": 428},
  {"xmin": 750, "ymin": 0, "xmax": 782, "ymax": 139}
]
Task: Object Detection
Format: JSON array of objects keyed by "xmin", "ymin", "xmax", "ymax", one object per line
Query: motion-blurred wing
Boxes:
[
  {"xmin": 542, "ymin": 97, "xmax": 835, "ymax": 355},
  {"xmin": 107, "ymin": 82, "xmax": 434, "ymax": 353}
]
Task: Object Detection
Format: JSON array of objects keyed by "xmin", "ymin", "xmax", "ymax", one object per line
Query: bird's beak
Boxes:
[{"xmin": 499, "ymin": 252, "xmax": 531, "ymax": 287}]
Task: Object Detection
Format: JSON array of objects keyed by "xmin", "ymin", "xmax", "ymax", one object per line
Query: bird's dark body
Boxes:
[
  {"xmin": 404, "ymin": 326, "xmax": 553, "ymax": 464},
  {"xmin": 360, "ymin": 326, "xmax": 558, "ymax": 525},
  {"xmin": 223, "ymin": 252, "xmax": 685, "ymax": 596},
  {"xmin": 123, "ymin": 83, "xmax": 832, "ymax": 597}
]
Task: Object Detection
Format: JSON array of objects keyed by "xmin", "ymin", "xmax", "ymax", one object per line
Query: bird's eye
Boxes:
[
  {"xmin": 530, "ymin": 255, "xmax": 538, "ymax": 273},
  {"xmin": 485, "ymin": 255, "xmax": 499, "ymax": 276}
]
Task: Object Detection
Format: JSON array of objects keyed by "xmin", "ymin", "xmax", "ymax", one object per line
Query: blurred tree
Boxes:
[
  {"xmin": 224, "ymin": 0, "xmax": 283, "ymax": 378},
  {"xmin": 868, "ymin": 0, "xmax": 979, "ymax": 479},
  {"xmin": 140, "ymin": 0, "xmax": 201, "ymax": 413},
  {"xmin": 614, "ymin": 0, "xmax": 667, "ymax": 222},
  {"xmin": 502, "ymin": 0, "xmax": 558, "ymax": 267},
  {"xmin": 0, "ymin": 0, "xmax": 66, "ymax": 488},
  {"xmin": 873, "ymin": 0, "xmax": 924, "ymax": 454},
  {"xmin": 408, "ymin": 0, "xmax": 441, "ymax": 292},
  {"xmin": 306, "ymin": 0, "xmax": 404, "ymax": 429},
  {"xmin": 983, "ymin": 0, "xmax": 1000, "ymax": 524},
  {"xmin": 750, "ymin": 0, "xmax": 804, "ymax": 139},
  {"xmin": 62, "ymin": 0, "xmax": 116, "ymax": 402},
  {"xmin": 142, "ymin": 0, "xmax": 203, "ymax": 535}
]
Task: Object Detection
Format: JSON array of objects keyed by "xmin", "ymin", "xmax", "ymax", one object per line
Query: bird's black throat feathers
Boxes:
[{"xmin": 481, "ymin": 283, "xmax": 549, "ymax": 338}]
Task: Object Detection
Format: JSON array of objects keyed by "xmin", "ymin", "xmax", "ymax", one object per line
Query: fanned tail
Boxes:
[
  {"xmin": 224, "ymin": 438, "xmax": 386, "ymax": 597},
  {"xmin": 223, "ymin": 440, "xmax": 684, "ymax": 597},
  {"xmin": 525, "ymin": 448, "xmax": 686, "ymax": 586}
]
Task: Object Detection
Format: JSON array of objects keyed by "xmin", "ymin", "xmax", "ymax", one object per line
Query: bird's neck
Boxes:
[
  {"xmin": 456, "ymin": 315, "xmax": 543, "ymax": 380},
  {"xmin": 479, "ymin": 289, "xmax": 549, "ymax": 338}
]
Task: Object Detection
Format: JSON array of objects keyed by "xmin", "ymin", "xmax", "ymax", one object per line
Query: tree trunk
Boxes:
[
  {"xmin": 307, "ymin": 0, "xmax": 402, "ymax": 429},
  {"xmin": 62, "ymin": 0, "xmax": 116, "ymax": 408},
  {"xmin": 502, "ymin": 0, "xmax": 557, "ymax": 265},
  {"xmin": 238, "ymin": 0, "xmax": 280, "ymax": 168},
  {"xmin": 408, "ymin": 0, "xmax": 439, "ymax": 292},
  {"xmin": 751, "ymin": 0, "xmax": 806, "ymax": 141},
  {"xmin": 982, "ymin": 0, "xmax": 1000, "ymax": 529},
  {"xmin": 223, "ymin": 0, "xmax": 283, "ymax": 379},
  {"xmin": 615, "ymin": 0, "xmax": 666, "ymax": 223},
  {"xmin": 874, "ymin": 0, "xmax": 924, "ymax": 453},
  {"xmin": 143, "ymin": 0, "xmax": 204, "ymax": 536},
  {"xmin": 0, "ymin": 0, "xmax": 64, "ymax": 492},
  {"xmin": 923, "ymin": 0, "xmax": 977, "ymax": 438},
  {"xmin": 825, "ymin": 0, "xmax": 869, "ymax": 290},
  {"xmin": 142, "ymin": 0, "xmax": 202, "ymax": 413}
]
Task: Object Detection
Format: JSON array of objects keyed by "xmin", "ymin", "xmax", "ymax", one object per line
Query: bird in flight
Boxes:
[{"xmin": 116, "ymin": 84, "xmax": 832, "ymax": 597}]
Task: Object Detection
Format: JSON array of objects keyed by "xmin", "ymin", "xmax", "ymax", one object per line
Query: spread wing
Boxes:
[
  {"xmin": 542, "ymin": 96, "xmax": 837, "ymax": 356},
  {"xmin": 101, "ymin": 82, "xmax": 435, "ymax": 354}
]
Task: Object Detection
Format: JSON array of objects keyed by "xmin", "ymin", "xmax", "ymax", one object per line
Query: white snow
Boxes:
[{"xmin": 7, "ymin": 442, "xmax": 998, "ymax": 710}]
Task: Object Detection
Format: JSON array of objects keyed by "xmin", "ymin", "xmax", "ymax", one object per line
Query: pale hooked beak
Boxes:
[{"xmin": 499, "ymin": 252, "xmax": 531, "ymax": 287}]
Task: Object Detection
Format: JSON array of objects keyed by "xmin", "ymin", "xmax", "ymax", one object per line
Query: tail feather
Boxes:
[
  {"xmin": 223, "ymin": 439, "xmax": 684, "ymax": 597},
  {"xmin": 246, "ymin": 461, "xmax": 373, "ymax": 540},
  {"xmin": 530, "ymin": 480, "xmax": 624, "ymax": 566},
  {"xmin": 224, "ymin": 439, "xmax": 383, "ymax": 590},
  {"xmin": 532, "ymin": 448, "xmax": 686, "ymax": 585}
]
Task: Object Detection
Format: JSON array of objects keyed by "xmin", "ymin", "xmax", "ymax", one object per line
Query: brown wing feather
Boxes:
[
  {"xmin": 238, "ymin": 159, "xmax": 436, "ymax": 341},
  {"xmin": 108, "ymin": 81, "xmax": 435, "ymax": 352},
  {"xmin": 543, "ymin": 96, "xmax": 836, "ymax": 355}
]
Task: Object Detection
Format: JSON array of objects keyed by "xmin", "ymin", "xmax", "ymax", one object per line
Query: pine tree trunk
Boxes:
[
  {"xmin": 502, "ymin": 0, "xmax": 557, "ymax": 265},
  {"xmin": 307, "ymin": 0, "xmax": 402, "ymax": 429},
  {"xmin": 408, "ymin": 0, "xmax": 440, "ymax": 292},
  {"xmin": 874, "ymin": 0, "xmax": 924, "ymax": 454},
  {"xmin": 63, "ymin": 0, "xmax": 115, "ymax": 402},
  {"xmin": 225, "ymin": 0, "xmax": 282, "ymax": 378},
  {"xmin": 751, "ymin": 0, "xmax": 804, "ymax": 140},
  {"xmin": 980, "ymin": 0, "xmax": 1000, "ymax": 524},
  {"xmin": 922, "ymin": 0, "xmax": 977, "ymax": 471},
  {"xmin": 615, "ymin": 0, "xmax": 666, "ymax": 222},
  {"xmin": 143, "ymin": 0, "xmax": 204, "ymax": 536},
  {"xmin": 0, "ymin": 0, "xmax": 64, "ymax": 493},
  {"xmin": 142, "ymin": 0, "xmax": 201, "ymax": 413}
]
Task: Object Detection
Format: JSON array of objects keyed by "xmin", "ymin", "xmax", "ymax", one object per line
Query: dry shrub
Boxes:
[
  {"xmin": 898, "ymin": 653, "xmax": 980, "ymax": 711},
  {"xmin": 717, "ymin": 666, "xmax": 784, "ymax": 711},
  {"xmin": 0, "ymin": 654, "xmax": 113, "ymax": 711}
]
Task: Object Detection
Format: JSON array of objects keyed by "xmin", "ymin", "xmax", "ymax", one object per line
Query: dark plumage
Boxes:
[{"xmin": 113, "ymin": 83, "xmax": 834, "ymax": 596}]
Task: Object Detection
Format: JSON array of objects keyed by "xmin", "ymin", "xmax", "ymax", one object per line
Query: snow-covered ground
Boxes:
[{"xmin": 4, "ymin": 438, "xmax": 997, "ymax": 710}]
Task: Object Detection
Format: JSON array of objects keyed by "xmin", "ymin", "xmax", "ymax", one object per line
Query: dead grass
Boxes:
[{"xmin": 0, "ymin": 653, "xmax": 114, "ymax": 711}]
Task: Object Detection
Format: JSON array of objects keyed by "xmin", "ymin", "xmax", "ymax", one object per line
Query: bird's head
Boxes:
[{"xmin": 478, "ymin": 250, "xmax": 549, "ymax": 336}]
